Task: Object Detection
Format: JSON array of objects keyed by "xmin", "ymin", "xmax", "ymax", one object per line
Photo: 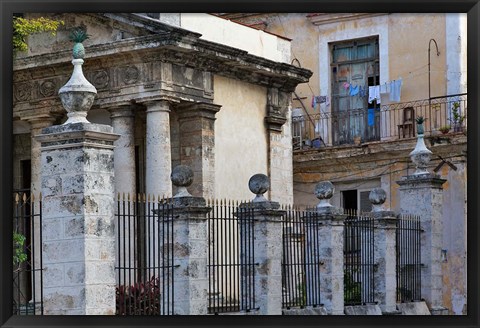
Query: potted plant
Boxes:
[
  {"xmin": 438, "ymin": 125, "xmax": 451, "ymax": 135},
  {"xmin": 415, "ymin": 116, "xmax": 427, "ymax": 135},
  {"xmin": 451, "ymin": 102, "xmax": 465, "ymax": 132}
]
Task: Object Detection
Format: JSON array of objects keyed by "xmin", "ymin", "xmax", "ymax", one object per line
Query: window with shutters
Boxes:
[{"xmin": 330, "ymin": 37, "xmax": 380, "ymax": 145}]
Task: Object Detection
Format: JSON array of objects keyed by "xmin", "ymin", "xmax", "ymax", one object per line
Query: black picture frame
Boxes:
[{"xmin": 1, "ymin": 1, "xmax": 478, "ymax": 328}]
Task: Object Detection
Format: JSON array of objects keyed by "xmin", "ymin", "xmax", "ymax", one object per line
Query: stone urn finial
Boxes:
[
  {"xmin": 315, "ymin": 181, "xmax": 334, "ymax": 208},
  {"xmin": 369, "ymin": 188, "xmax": 387, "ymax": 212},
  {"xmin": 59, "ymin": 27, "xmax": 96, "ymax": 125},
  {"xmin": 171, "ymin": 165, "xmax": 194, "ymax": 198},
  {"xmin": 410, "ymin": 118, "xmax": 432, "ymax": 175},
  {"xmin": 248, "ymin": 174, "xmax": 270, "ymax": 202}
]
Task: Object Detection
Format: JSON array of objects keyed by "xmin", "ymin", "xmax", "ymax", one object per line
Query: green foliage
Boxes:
[
  {"xmin": 13, "ymin": 232, "xmax": 27, "ymax": 267},
  {"xmin": 13, "ymin": 16, "xmax": 64, "ymax": 53},
  {"xmin": 69, "ymin": 27, "xmax": 90, "ymax": 43},
  {"xmin": 451, "ymin": 102, "xmax": 465, "ymax": 125},
  {"xmin": 415, "ymin": 116, "xmax": 426, "ymax": 124}
]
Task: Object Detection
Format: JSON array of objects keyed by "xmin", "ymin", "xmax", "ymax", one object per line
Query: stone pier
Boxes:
[
  {"xmin": 368, "ymin": 188, "xmax": 399, "ymax": 314},
  {"xmin": 38, "ymin": 36, "xmax": 119, "ymax": 314},
  {"xmin": 38, "ymin": 123, "xmax": 119, "ymax": 314},
  {"xmin": 397, "ymin": 174, "xmax": 447, "ymax": 314},
  {"xmin": 238, "ymin": 174, "xmax": 285, "ymax": 315},
  {"xmin": 312, "ymin": 181, "xmax": 345, "ymax": 315},
  {"xmin": 155, "ymin": 165, "xmax": 210, "ymax": 314}
]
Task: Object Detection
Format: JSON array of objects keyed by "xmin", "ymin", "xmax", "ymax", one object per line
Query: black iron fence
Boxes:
[
  {"xmin": 13, "ymin": 190, "xmax": 43, "ymax": 315},
  {"xmin": 207, "ymin": 200, "xmax": 256, "ymax": 314},
  {"xmin": 396, "ymin": 214, "xmax": 422, "ymax": 303},
  {"xmin": 115, "ymin": 194, "xmax": 175, "ymax": 315},
  {"xmin": 281, "ymin": 207, "xmax": 323, "ymax": 309},
  {"xmin": 343, "ymin": 210, "xmax": 375, "ymax": 306},
  {"xmin": 293, "ymin": 93, "xmax": 467, "ymax": 149}
]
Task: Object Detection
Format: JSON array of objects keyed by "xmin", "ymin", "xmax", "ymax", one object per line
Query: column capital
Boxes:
[
  {"xmin": 107, "ymin": 105, "xmax": 136, "ymax": 119},
  {"xmin": 143, "ymin": 97, "xmax": 180, "ymax": 112},
  {"xmin": 23, "ymin": 114, "xmax": 57, "ymax": 130},
  {"xmin": 176, "ymin": 102, "xmax": 222, "ymax": 120}
]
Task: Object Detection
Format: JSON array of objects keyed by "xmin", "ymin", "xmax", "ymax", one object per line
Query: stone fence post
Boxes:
[
  {"xmin": 156, "ymin": 165, "xmax": 211, "ymax": 314},
  {"xmin": 37, "ymin": 37, "xmax": 119, "ymax": 314},
  {"xmin": 367, "ymin": 188, "xmax": 399, "ymax": 314},
  {"xmin": 238, "ymin": 174, "xmax": 285, "ymax": 315},
  {"xmin": 313, "ymin": 181, "xmax": 345, "ymax": 315},
  {"xmin": 396, "ymin": 130, "xmax": 448, "ymax": 314}
]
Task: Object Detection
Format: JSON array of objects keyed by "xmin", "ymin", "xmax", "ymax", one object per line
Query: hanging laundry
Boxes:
[
  {"xmin": 315, "ymin": 96, "xmax": 327, "ymax": 104},
  {"xmin": 325, "ymin": 96, "xmax": 330, "ymax": 107},
  {"xmin": 368, "ymin": 86, "xmax": 381, "ymax": 104},
  {"xmin": 311, "ymin": 95, "xmax": 317, "ymax": 109},
  {"xmin": 359, "ymin": 86, "xmax": 367, "ymax": 98},
  {"xmin": 343, "ymin": 82, "xmax": 350, "ymax": 90},
  {"xmin": 390, "ymin": 78, "xmax": 403, "ymax": 102},
  {"xmin": 368, "ymin": 108, "xmax": 376, "ymax": 126},
  {"xmin": 349, "ymin": 85, "xmax": 359, "ymax": 96},
  {"xmin": 379, "ymin": 82, "xmax": 390, "ymax": 94}
]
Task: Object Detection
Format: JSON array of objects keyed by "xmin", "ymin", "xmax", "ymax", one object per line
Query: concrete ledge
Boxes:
[
  {"xmin": 283, "ymin": 306, "xmax": 328, "ymax": 315},
  {"xmin": 397, "ymin": 302, "xmax": 431, "ymax": 315},
  {"xmin": 344, "ymin": 304, "xmax": 382, "ymax": 315}
]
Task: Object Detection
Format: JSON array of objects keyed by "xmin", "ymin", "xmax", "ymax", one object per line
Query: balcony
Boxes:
[{"xmin": 292, "ymin": 93, "xmax": 467, "ymax": 151}]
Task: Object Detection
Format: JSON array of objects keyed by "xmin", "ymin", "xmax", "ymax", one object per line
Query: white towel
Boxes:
[{"xmin": 390, "ymin": 78, "xmax": 403, "ymax": 102}]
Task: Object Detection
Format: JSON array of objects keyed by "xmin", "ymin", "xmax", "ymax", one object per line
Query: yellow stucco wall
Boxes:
[
  {"xmin": 388, "ymin": 14, "xmax": 447, "ymax": 102},
  {"xmin": 213, "ymin": 75, "xmax": 269, "ymax": 201}
]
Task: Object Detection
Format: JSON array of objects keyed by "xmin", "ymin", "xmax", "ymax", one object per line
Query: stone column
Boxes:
[
  {"xmin": 38, "ymin": 123, "xmax": 118, "ymax": 315},
  {"xmin": 109, "ymin": 105, "xmax": 136, "ymax": 196},
  {"xmin": 108, "ymin": 105, "xmax": 136, "ymax": 286},
  {"xmin": 176, "ymin": 102, "xmax": 221, "ymax": 199},
  {"xmin": 155, "ymin": 165, "xmax": 210, "ymax": 314},
  {"xmin": 238, "ymin": 174, "xmax": 285, "ymax": 315},
  {"xmin": 312, "ymin": 181, "xmax": 345, "ymax": 315},
  {"xmin": 145, "ymin": 99, "xmax": 172, "ymax": 198},
  {"xmin": 397, "ymin": 174, "xmax": 447, "ymax": 314},
  {"xmin": 368, "ymin": 188, "xmax": 399, "ymax": 314}
]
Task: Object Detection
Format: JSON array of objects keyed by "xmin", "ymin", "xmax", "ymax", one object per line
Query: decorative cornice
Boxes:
[
  {"xmin": 14, "ymin": 14, "xmax": 312, "ymax": 93},
  {"xmin": 307, "ymin": 13, "xmax": 388, "ymax": 26}
]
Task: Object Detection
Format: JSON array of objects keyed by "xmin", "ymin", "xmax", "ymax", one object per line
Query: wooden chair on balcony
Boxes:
[{"xmin": 397, "ymin": 107, "xmax": 415, "ymax": 138}]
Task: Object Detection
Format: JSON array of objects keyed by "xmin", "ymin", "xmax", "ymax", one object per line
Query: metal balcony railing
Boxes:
[{"xmin": 292, "ymin": 93, "xmax": 467, "ymax": 150}]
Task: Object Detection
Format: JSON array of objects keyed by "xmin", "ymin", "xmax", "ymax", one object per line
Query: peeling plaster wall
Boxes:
[
  {"xmin": 388, "ymin": 13, "xmax": 447, "ymax": 101},
  {"xmin": 439, "ymin": 162, "xmax": 467, "ymax": 314},
  {"xmin": 213, "ymin": 75, "xmax": 268, "ymax": 201}
]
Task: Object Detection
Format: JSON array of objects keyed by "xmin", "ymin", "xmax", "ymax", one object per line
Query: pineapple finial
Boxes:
[{"xmin": 69, "ymin": 27, "xmax": 90, "ymax": 59}]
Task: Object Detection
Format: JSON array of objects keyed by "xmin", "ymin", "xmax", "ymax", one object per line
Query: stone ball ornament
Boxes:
[
  {"xmin": 369, "ymin": 188, "xmax": 387, "ymax": 205},
  {"xmin": 315, "ymin": 181, "xmax": 334, "ymax": 207},
  {"xmin": 369, "ymin": 188, "xmax": 387, "ymax": 212},
  {"xmin": 248, "ymin": 174, "xmax": 270, "ymax": 202},
  {"xmin": 171, "ymin": 165, "xmax": 194, "ymax": 198}
]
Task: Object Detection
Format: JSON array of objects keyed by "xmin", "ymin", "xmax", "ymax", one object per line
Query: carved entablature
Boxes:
[
  {"xmin": 13, "ymin": 13, "xmax": 311, "ymax": 121},
  {"xmin": 13, "ymin": 57, "xmax": 215, "ymax": 119}
]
